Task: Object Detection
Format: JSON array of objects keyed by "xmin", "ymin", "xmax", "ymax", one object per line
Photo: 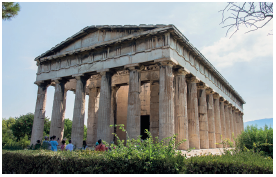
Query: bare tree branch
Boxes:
[{"xmin": 219, "ymin": 2, "xmax": 273, "ymax": 38}]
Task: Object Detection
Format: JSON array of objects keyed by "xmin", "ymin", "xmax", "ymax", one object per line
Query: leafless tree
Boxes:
[{"xmin": 220, "ymin": 2, "xmax": 273, "ymax": 38}]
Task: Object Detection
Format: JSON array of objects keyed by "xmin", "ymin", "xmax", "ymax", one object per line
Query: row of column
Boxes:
[{"xmin": 31, "ymin": 61, "xmax": 244, "ymax": 149}]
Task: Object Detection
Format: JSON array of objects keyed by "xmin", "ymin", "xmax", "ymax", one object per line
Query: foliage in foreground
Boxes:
[
  {"xmin": 235, "ymin": 124, "xmax": 273, "ymax": 158},
  {"xmin": 2, "ymin": 125, "xmax": 273, "ymax": 174},
  {"xmin": 2, "ymin": 149, "xmax": 273, "ymax": 174}
]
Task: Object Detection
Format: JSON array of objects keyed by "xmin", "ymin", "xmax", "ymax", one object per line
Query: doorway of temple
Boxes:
[{"xmin": 140, "ymin": 115, "xmax": 150, "ymax": 140}]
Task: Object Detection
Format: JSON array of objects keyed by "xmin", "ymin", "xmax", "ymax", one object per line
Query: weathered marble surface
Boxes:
[
  {"xmin": 187, "ymin": 76, "xmax": 200, "ymax": 149},
  {"xmin": 174, "ymin": 68, "xmax": 189, "ymax": 150}
]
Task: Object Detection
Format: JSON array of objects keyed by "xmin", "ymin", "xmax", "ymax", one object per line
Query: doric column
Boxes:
[
  {"xmin": 87, "ymin": 87, "xmax": 100, "ymax": 147},
  {"xmin": 219, "ymin": 97, "xmax": 226, "ymax": 141},
  {"xmin": 174, "ymin": 68, "xmax": 189, "ymax": 150},
  {"xmin": 232, "ymin": 107, "xmax": 237, "ymax": 140},
  {"xmin": 213, "ymin": 93, "xmax": 222, "ymax": 148},
  {"xmin": 235, "ymin": 110, "xmax": 240, "ymax": 135},
  {"xmin": 30, "ymin": 81, "xmax": 50, "ymax": 146},
  {"xmin": 228, "ymin": 104, "xmax": 234, "ymax": 143},
  {"xmin": 159, "ymin": 61, "xmax": 174, "ymax": 140},
  {"xmin": 187, "ymin": 76, "xmax": 200, "ymax": 149},
  {"xmin": 241, "ymin": 113, "xmax": 244, "ymax": 132},
  {"xmin": 206, "ymin": 88, "xmax": 215, "ymax": 149},
  {"xmin": 150, "ymin": 81, "xmax": 159, "ymax": 140},
  {"xmin": 71, "ymin": 75, "xmax": 90, "ymax": 148},
  {"xmin": 50, "ymin": 78, "xmax": 68, "ymax": 142},
  {"xmin": 197, "ymin": 82, "xmax": 209, "ymax": 149},
  {"xmin": 110, "ymin": 86, "xmax": 120, "ymax": 142},
  {"xmin": 224, "ymin": 101, "xmax": 231, "ymax": 142},
  {"xmin": 97, "ymin": 71, "xmax": 112, "ymax": 142},
  {"xmin": 126, "ymin": 65, "xmax": 141, "ymax": 140}
]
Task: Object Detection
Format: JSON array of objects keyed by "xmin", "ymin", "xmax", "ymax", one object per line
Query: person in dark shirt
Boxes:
[{"xmin": 34, "ymin": 140, "xmax": 42, "ymax": 150}]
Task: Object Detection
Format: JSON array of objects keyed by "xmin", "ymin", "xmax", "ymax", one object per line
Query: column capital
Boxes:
[
  {"xmin": 219, "ymin": 97, "xmax": 225, "ymax": 102},
  {"xmin": 206, "ymin": 87, "xmax": 214, "ymax": 94},
  {"xmin": 186, "ymin": 76, "xmax": 200, "ymax": 83},
  {"xmin": 52, "ymin": 77, "xmax": 69, "ymax": 84},
  {"xmin": 158, "ymin": 60, "xmax": 175, "ymax": 67},
  {"xmin": 34, "ymin": 80, "xmax": 51, "ymax": 87},
  {"xmin": 232, "ymin": 106, "xmax": 236, "ymax": 111},
  {"xmin": 174, "ymin": 68, "xmax": 190, "ymax": 76},
  {"xmin": 124, "ymin": 63, "xmax": 143, "ymax": 71},
  {"xmin": 224, "ymin": 100, "xmax": 230, "ymax": 105},
  {"xmin": 228, "ymin": 103, "xmax": 233, "ymax": 108},
  {"xmin": 213, "ymin": 93, "xmax": 220, "ymax": 99},
  {"xmin": 235, "ymin": 109, "xmax": 240, "ymax": 113},
  {"xmin": 196, "ymin": 82, "xmax": 208, "ymax": 89}
]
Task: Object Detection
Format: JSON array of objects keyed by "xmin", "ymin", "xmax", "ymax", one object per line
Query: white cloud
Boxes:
[{"xmin": 200, "ymin": 20, "xmax": 273, "ymax": 68}]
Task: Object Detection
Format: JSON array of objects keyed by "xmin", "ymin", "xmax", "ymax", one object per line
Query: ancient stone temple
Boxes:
[{"xmin": 30, "ymin": 24, "xmax": 245, "ymax": 149}]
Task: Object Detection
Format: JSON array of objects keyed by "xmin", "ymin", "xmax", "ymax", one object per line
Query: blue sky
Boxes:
[{"xmin": 1, "ymin": 2, "xmax": 274, "ymax": 126}]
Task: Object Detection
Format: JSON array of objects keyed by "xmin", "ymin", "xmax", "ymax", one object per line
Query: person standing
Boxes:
[
  {"xmin": 82, "ymin": 141, "xmax": 88, "ymax": 150},
  {"xmin": 65, "ymin": 140, "xmax": 74, "ymax": 151},
  {"xmin": 95, "ymin": 139, "xmax": 108, "ymax": 152},
  {"xmin": 42, "ymin": 136, "xmax": 51, "ymax": 150},
  {"xmin": 61, "ymin": 140, "xmax": 66, "ymax": 151},
  {"xmin": 50, "ymin": 135, "xmax": 58, "ymax": 151}
]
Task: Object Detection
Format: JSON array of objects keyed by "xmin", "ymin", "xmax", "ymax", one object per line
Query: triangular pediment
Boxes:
[{"xmin": 35, "ymin": 25, "xmax": 168, "ymax": 60}]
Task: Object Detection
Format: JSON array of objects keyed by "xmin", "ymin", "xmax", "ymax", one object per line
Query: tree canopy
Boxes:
[{"xmin": 2, "ymin": 2, "xmax": 20, "ymax": 21}]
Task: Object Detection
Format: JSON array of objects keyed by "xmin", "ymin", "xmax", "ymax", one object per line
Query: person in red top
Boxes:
[{"xmin": 95, "ymin": 139, "xmax": 108, "ymax": 151}]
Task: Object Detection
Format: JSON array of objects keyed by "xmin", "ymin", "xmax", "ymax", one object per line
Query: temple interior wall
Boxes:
[{"xmin": 116, "ymin": 83, "xmax": 151, "ymax": 141}]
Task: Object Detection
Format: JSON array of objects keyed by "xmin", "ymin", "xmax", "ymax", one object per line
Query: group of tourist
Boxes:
[{"xmin": 33, "ymin": 136, "xmax": 113, "ymax": 152}]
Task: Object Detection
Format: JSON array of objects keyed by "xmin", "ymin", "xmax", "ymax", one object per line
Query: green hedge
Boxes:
[
  {"xmin": 184, "ymin": 151, "xmax": 273, "ymax": 174},
  {"xmin": 2, "ymin": 150, "xmax": 273, "ymax": 174}
]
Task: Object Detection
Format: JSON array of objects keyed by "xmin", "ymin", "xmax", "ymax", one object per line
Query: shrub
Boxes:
[
  {"xmin": 184, "ymin": 150, "xmax": 273, "ymax": 174},
  {"xmin": 235, "ymin": 124, "xmax": 273, "ymax": 158}
]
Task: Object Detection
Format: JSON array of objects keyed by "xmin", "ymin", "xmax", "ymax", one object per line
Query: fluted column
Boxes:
[
  {"xmin": 111, "ymin": 86, "xmax": 120, "ymax": 142},
  {"xmin": 150, "ymin": 81, "xmax": 159, "ymax": 140},
  {"xmin": 224, "ymin": 101, "xmax": 231, "ymax": 142},
  {"xmin": 206, "ymin": 88, "xmax": 215, "ymax": 149},
  {"xmin": 232, "ymin": 107, "xmax": 237, "ymax": 140},
  {"xmin": 228, "ymin": 104, "xmax": 234, "ymax": 143},
  {"xmin": 97, "ymin": 71, "xmax": 112, "ymax": 142},
  {"xmin": 241, "ymin": 113, "xmax": 244, "ymax": 132},
  {"xmin": 174, "ymin": 68, "xmax": 189, "ymax": 150},
  {"xmin": 219, "ymin": 97, "xmax": 226, "ymax": 141},
  {"xmin": 30, "ymin": 81, "xmax": 50, "ymax": 146},
  {"xmin": 213, "ymin": 93, "xmax": 222, "ymax": 148},
  {"xmin": 87, "ymin": 87, "xmax": 100, "ymax": 147},
  {"xmin": 159, "ymin": 61, "xmax": 174, "ymax": 140},
  {"xmin": 71, "ymin": 75, "xmax": 90, "ymax": 148},
  {"xmin": 50, "ymin": 78, "xmax": 68, "ymax": 142},
  {"xmin": 187, "ymin": 76, "xmax": 200, "ymax": 149},
  {"xmin": 197, "ymin": 82, "xmax": 209, "ymax": 149},
  {"xmin": 126, "ymin": 66, "xmax": 141, "ymax": 140},
  {"xmin": 236, "ymin": 110, "xmax": 240, "ymax": 135}
]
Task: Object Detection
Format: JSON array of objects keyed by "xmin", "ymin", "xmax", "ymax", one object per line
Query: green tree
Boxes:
[
  {"xmin": 63, "ymin": 118, "xmax": 72, "ymax": 139},
  {"xmin": 10, "ymin": 113, "xmax": 50, "ymax": 141},
  {"xmin": 63, "ymin": 118, "xmax": 87, "ymax": 140},
  {"xmin": 2, "ymin": 2, "xmax": 20, "ymax": 20},
  {"xmin": 2, "ymin": 118, "xmax": 16, "ymax": 146}
]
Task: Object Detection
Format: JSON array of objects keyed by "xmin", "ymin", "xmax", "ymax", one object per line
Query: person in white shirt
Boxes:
[{"xmin": 65, "ymin": 140, "xmax": 74, "ymax": 151}]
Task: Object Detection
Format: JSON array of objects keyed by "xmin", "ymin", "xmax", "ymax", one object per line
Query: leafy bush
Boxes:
[
  {"xmin": 235, "ymin": 124, "xmax": 273, "ymax": 158},
  {"xmin": 3, "ymin": 134, "xmax": 30, "ymax": 150},
  {"xmin": 184, "ymin": 151, "xmax": 273, "ymax": 174}
]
